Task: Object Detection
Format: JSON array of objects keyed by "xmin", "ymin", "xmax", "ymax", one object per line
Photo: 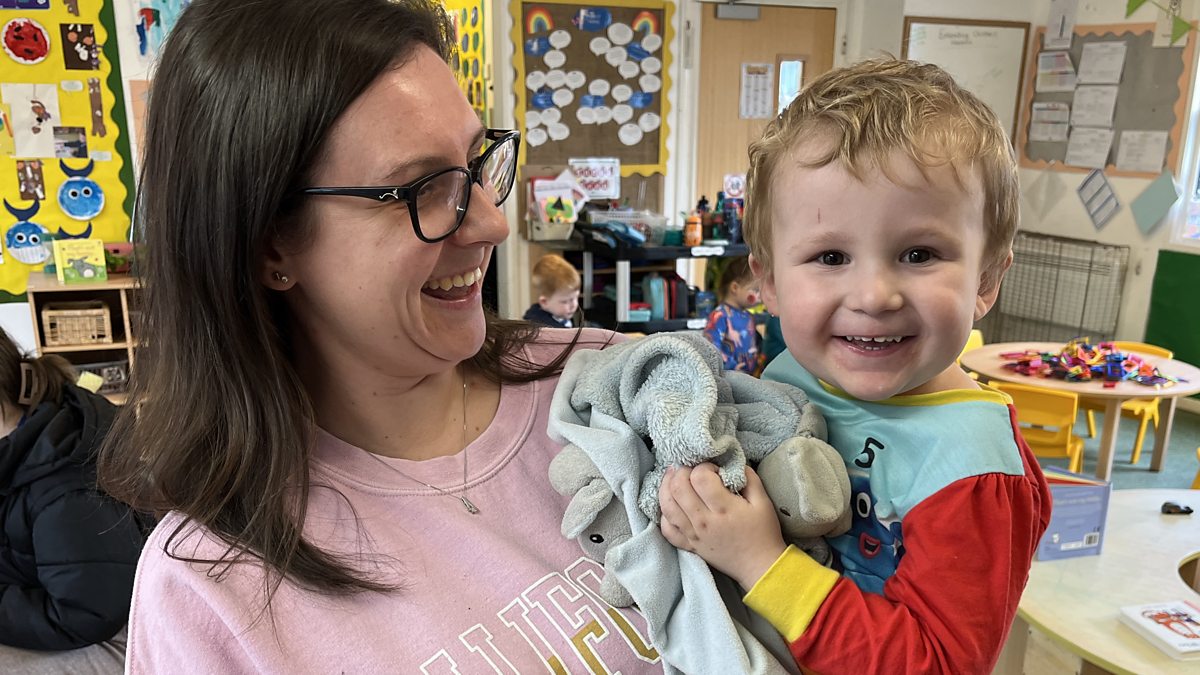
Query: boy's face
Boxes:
[
  {"xmin": 727, "ymin": 279, "xmax": 760, "ymax": 310},
  {"xmin": 539, "ymin": 287, "xmax": 580, "ymax": 320},
  {"xmin": 756, "ymin": 149, "xmax": 1006, "ymax": 400}
]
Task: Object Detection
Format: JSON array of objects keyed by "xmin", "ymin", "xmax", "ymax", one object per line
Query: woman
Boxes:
[
  {"xmin": 0, "ymin": 330, "xmax": 144, "ymax": 673},
  {"xmin": 98, "ymin": 0, "xmax": 662, "ymax": 670}
]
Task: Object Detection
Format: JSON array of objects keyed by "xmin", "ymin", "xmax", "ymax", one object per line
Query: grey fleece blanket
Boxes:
[{"xmin": 548, "ymin": 331, "xmax": 834, "ymax": 675}]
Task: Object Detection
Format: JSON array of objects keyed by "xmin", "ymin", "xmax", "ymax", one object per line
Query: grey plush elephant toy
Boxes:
[
  {"xmin": 549, "ymin": 437, "xmax": 850, "ymax": 607},
  {"xmin": 548, "ymin": 444, "xmax": 635, "ymax": 607}
]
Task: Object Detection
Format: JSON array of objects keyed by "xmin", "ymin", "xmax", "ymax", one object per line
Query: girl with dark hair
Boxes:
[
  {"xmin": 98, "ymin": 0, "xmax": 660, "ymax": 670},
  {"xmin": 0, "ymin": 330, "xmax": 144, "ymax": 674}
]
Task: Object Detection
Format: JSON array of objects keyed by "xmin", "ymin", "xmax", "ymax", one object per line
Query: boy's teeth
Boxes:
[
  {"xmin": 844, "ymin": 336, "xmax": 904, "ymax": 343},
  {"xmin": 425, "ymin": 267, "xmax": 482, "ymax": 290}
]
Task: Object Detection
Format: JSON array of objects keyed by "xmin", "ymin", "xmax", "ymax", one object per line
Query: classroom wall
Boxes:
[
  {"xmin": 494, "ymin": 0, "xmax": 908, "ymax": 317},
  {"xmin": 908, "ymin": 0, "xmax": 1200, "ymax": 343}
]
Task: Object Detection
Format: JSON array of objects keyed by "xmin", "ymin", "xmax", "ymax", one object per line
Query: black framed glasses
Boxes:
[{"xmin": 298, "ymin": 129, "xmax": 520, "ymax": 243}]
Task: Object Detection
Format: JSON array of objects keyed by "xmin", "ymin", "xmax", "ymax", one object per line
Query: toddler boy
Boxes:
[
  {"xmin": 523, "ymin": 254, "xmax": 580, "ymax": 328},
  {"xmin": 659, "ymin": 58, "xmax": 1052, "ymax": 674}
]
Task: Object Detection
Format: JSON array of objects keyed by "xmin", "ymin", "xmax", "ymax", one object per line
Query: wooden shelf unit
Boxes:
[{"xmin": 25, "ymin": 272, "xmax": 141, "ymax": 404}]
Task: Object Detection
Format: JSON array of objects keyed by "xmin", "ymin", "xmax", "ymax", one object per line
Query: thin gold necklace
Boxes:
[{"xmin": 361, "ymin": 371, "xmax": 479, "ymax": 514}]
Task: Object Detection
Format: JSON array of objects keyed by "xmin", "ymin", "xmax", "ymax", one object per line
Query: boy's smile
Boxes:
[{"xmin": 759, "ymin": 147, "xmax": 1004, "ymax": 401}]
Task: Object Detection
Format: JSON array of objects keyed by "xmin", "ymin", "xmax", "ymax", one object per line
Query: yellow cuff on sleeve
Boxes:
[{"xmin": 743, "ymin": 545, "xmax": 840, "ymax": 642}]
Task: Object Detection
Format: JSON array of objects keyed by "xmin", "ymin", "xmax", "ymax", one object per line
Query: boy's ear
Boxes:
[
  {"xmin": 974, "ymin": 249, "xmax": 1013, "ymax": 321},
  {"xmin": 749, "ymin": 254, "xmax": 779, "ymax": 315}
]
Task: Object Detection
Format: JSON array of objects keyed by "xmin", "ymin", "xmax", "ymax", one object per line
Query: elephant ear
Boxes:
[
  {"xmin": 549, "ymin": 444, "xmax": 602, "ymax": 496},
  {"xmin": 561, "ymin": 479, "xmax": 615, "ymax": 539}
]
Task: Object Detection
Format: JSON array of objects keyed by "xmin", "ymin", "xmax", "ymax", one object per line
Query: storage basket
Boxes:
[
  {"xmin": 41, "ymin": 301, "xmax": 113, "ymax": 346},
  {"xmin": 529, "ymin": 219, "xmax": 576, "ymax": 241},
  {"xmin": 76, "ymin": 359, "xmax": 129, "ymax": 394},
  {"xmin": 588, "ymin": 210, "xmax": 669, "ymax": 245}
]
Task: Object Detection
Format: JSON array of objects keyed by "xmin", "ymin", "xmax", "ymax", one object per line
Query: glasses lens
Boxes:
[
  {"xmin": 413, "ymin": 169, "xmax": 471, "ymax": 241},
  {"xmin": 481, "ymin": 135, "xmax": 518, "ymax": 206}
]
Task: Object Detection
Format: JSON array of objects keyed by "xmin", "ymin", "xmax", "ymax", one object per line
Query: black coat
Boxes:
[
  {"xmin": 0, "ymin": 384, "xmax": 145, "ymax": 650},
  {"xmin": 523, "ymin": 304, "xmax": 571, "ymax": 328}
]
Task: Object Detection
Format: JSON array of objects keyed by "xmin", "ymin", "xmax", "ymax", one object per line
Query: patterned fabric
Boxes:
[{"xmin": 703, "ymin": 303, "xmax": 762, "ymax": 374}]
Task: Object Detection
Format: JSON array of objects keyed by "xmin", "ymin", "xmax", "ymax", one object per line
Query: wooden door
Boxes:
[{"xmin": 694, "ymin": 5, "xmax": 837, "ymax": 204}]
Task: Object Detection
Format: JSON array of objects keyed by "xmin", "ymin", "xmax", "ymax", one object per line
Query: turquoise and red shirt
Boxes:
[{"xmin": 748, "ymin": 352, "xmax": 1052, "ymax": 674}]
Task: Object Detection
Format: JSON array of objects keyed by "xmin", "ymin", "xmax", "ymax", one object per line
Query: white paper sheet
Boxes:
[
  {"xmin": 739, "ymin": 63, "xmax": 774, "ymax": 120},
  {"xmin": 1077, "ymin": 42, "xmax": 1127, "ymax": 84},
  {"xmin": 1030, "ymin": 102, "xmax": 1071, "ymax": 142},
  {"xmin": 1065, "ymin": 127, "xmax": 1114, "ymax": 169},
  {"xmin": 1071, "ymin": 86, "xmax": 1119, "ymax": 128},
  {"xmin": 1116, "ymin": 130, "xmax": 1170, "ymax": 174},
  {"xmin": 1045, "ymin": 0, "xmax": 1079, "ymax": 50},
  {"xmin": 1036, "ymin": 51, "xmax": 1077, "ymax": 93}
]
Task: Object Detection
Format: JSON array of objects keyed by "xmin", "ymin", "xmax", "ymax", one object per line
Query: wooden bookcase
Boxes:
[{"xmin": 25, "ymin": 272, "xmax": 141, "ymax": 404}]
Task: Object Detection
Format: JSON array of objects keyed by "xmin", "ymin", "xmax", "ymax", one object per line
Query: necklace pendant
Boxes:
[{"xmin": 460, "ymin": 495, "xmax": 480, "ymax": 514}]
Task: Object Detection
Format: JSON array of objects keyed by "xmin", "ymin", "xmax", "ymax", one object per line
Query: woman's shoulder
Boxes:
[
  {"xmin": 523, "ymin": 327, "xmax": 626, "ymax": 364},
  {"xmin": 138, "ymin": 512, "xmax": 267, "ymax": 594}
]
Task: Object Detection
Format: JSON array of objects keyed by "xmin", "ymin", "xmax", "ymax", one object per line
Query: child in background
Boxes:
[
  {"xmin": 0, "ymin": 329, "xmax": 145, "ymax": 673},
  {"xmin": 659, "ymin": 58, "xmax": 1052, "ymax": 674},
  {"xmin": 702, "ymin": 256, "xmax": 762, "ymax": 374},
  {"xmin": 523, "ymin": 254, "xmax": 581, "ymax": 328}
]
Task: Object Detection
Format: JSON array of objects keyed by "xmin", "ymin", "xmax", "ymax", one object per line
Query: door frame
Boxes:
[{"xmin": 672, "ymin": 0, "xmax": 848, "ymax": 243}]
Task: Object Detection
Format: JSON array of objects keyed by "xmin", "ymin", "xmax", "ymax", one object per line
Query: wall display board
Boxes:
[
  {"xmin": 510, "ymin": 0, "xmax": 673, "ymax": 179},
  {"xmin": 902, "ymin": 16, "xmax": 1030, "ymax": 140},
  {"xmin": 1017, "ymin": 23, "xmax": 1196, "ymax": 178},
  {"xmin": 445, "ymin": 0, "xmax": 489, "ymax": 123},
  {"xmin": 0, "ymin": 0, "xmax": 133, "ymax": 300}
]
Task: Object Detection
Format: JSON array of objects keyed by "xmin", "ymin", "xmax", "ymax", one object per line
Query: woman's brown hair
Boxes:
[{"xmin": 97, "ymin": 0, "xmax": 587, "ymax": 600}]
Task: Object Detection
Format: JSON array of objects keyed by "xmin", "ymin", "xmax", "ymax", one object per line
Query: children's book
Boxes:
[
  {"xmin": 1036, "ymin": 466, "xmax": 1110, "ymax": 561},
  {"xmin": 1118, "ymin": 599, "xmax": 1200, "ymax": 660},
  {"xmin": 52, "ymin": 238, "xmax": 108, "ymax": 284}
]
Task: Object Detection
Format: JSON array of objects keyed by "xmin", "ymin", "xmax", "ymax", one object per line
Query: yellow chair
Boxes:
[
  {"xmin": 1192, "ymin": 447, "xmax": 1200, "ymax": 490},
  {"xmin": 958, "ymin": 329, "xmax": 985, "ymax": 379},
  {"xmin": 1079, "ymin": 341, "xmax": 1173, "ymax": 465},
  {"xmin": 993, "ymin": 382, "xmax": 1085, "ymax": 474}
]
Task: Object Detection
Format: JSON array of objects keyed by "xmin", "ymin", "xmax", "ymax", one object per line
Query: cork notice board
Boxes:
[
  {"xmin": 1017, "ymin": 23, "xmax": 1196, "ymax": 178},
  {"xmin": 510, "ymin": 0, "xmax": 674, "ymax": 177}
]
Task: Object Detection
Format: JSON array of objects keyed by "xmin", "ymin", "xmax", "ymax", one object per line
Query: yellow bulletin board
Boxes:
[
  {"xmin": 510, "ymin": 0, "xmax": 673, "ymax": 177},
  {"xmin": 0, "ymin": 0, "xmax": 132, "ymax": 299},
  {"xmin": 443, "ymin": 0, "xmax": 489, "ymax": 123}
]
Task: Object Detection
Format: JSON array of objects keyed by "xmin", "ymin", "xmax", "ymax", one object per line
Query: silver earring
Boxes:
[{"xmin": 273, "ymin": 271, "xmax": 290, "ymax": 284}]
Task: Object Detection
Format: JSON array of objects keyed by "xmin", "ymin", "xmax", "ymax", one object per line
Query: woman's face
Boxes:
[{"xmin": 276, "ymin": 46, "xmax": 508, "ymax": 381}]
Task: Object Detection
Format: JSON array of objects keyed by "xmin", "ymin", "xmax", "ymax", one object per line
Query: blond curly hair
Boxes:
[{"xmin": 743, "ymin": 57, "xmax": 1018, "ymax": 293}]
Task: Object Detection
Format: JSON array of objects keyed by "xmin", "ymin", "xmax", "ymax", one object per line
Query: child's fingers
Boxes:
[
  {"xmin": 689, "ymin": 463, "xmax": 734, "ymax": 511},
  {"xmin": 659, "ymin": 516, "xmax": 692, "ymax": 551},
  {"xmin": 659, "ymin": 469, "xmax": 698, "ymax": 539},
  {"xmin": 664, "ymin": 466, "xmax": 710, "ymax": 518},
  {"xmin": 740, "ymin": 466, "xmax": 772, "ymax": 506}
]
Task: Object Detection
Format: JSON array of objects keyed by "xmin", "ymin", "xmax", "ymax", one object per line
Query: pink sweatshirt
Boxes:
[{"xmin": 125, "ymin": 329, "xmax": 664, "ymax": 673}]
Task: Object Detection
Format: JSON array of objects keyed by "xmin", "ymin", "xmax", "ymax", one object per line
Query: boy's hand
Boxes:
[{"xmin": 659, "ymin": 463, "xmax": 788, "ymax": 590}]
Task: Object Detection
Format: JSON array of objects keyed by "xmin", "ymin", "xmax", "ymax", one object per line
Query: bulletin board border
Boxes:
[
  {"xmin": 1016, "ymin": 22, "xmax": 1196, "ymax": 179},
  {"xmin": 509, "ymin": 0, "xmax": 675, "ymax": 177}
]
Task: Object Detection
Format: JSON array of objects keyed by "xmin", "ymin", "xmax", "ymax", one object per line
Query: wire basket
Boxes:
[
  {"xmin": 41, "ymin": 301, "xmax": 113, "ymax": 347},
  {"xmin": 76, "ymin": 359, "xmax": 129, "ymax": 394}
]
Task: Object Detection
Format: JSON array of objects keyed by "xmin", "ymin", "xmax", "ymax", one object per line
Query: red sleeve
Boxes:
[
  {"xmin": 747, "ymin": 411, "xmax": 1052, "ymax": 674},
  {"xmin": 798, "ymin": 440, "xmax": 1049, "ymax": 673}
]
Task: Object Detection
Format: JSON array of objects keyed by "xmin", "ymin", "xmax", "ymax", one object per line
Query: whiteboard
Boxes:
[{"xmin": 902, "ymin": 17, "xmax": 1031, "ymax": 140}]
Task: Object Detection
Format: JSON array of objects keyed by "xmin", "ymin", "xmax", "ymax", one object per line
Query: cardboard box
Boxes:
[{"xmin": 1036, "ymin": 466, "xmax": 1111, "ymax": 561}]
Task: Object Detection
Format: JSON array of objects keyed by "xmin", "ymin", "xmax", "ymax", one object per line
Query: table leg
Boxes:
[
  {"xmin": 1149, "ymin": 397, "xmax": 1177, "ymax": 473},
  {"xmin": 992, "ymin": 616, "xmax": 1028, "ymax": 675},
  {"xmin": 1095, "ymin": 399, "xmax": 1122, "ymax": 481}
]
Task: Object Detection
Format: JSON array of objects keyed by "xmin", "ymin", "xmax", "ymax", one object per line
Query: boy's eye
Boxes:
[
  {"xmin": 818, "ymin": 251, "xmax": 846, "ymax": 266},
  {"xmin": 902, "ymin": 248, "xmax": 933, "ymax": 264}
]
